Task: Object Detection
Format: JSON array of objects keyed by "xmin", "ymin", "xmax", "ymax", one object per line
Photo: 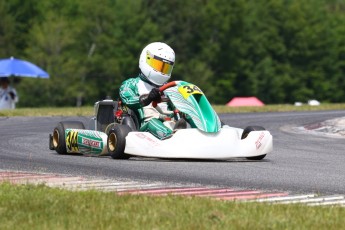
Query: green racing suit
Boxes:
[{"xmin": 119, "ymin": 74, "xmax": 173, "ymax": 140}]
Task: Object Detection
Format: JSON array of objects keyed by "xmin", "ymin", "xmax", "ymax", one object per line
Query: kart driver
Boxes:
[{"xmin": 119, "ymin": 42, "xmax": 184, "ymax": 140}]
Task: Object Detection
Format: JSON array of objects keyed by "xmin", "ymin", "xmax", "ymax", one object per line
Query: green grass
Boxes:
[
  {"xmin": 0, "ymin": 106, "xmax": 94, "ymax": 117},
  {"xmin": 0, "ymin": 183, "xmax": 344, "ymax": 230},
  {"xmin": 1, "ymin": 103, "xmax": 345, "ymax": 117}
]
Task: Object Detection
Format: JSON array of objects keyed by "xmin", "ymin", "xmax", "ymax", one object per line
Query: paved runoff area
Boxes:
[{"xmin": 297, "ymin": 116, "xmax": 345, "ymax": 138}]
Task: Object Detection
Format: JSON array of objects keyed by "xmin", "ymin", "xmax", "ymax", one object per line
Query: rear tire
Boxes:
[
  {"xmin": 52, "ymin": 121, "xmax": 85, "ymax": 155},
  {"xmin": 241, "ymin": 126, "xmax": 266, "ymax": 160},
  {"xmin": 107, "ymin": 125, "xmax": 131, "ymax": 159}
]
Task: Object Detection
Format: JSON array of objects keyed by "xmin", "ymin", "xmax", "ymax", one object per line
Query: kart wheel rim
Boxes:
[
  {"xmin": 53, "ymin": 129, "xmax": 59, "ymax": 148},
  {"xmin": 108, "ymin": 133, "xmax": 117, "ymax": 152}
]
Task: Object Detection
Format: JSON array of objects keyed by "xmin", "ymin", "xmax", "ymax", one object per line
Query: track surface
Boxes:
[{"xmin": 1, "ymin": 110, "xmax": 345, "ymax": 195}]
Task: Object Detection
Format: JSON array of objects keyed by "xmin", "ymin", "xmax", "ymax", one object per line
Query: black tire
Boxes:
[
  {"xmin": 107, "ymin": 125, "xmax": 132, "ymax": 159},
  {"xmin": 241, "ymin": 126, "xmax": 266, "ymax": 160},
  {"xmin": 51, "ymin": 121, "xmax": 85, "ymax": 155},
  {"xmin": 122, "ymin": 115, "xmax": 137, "ymax": 131},
  {"xmin": 104, "ymin": 122, "xmax": 117, "ymax": 135}
]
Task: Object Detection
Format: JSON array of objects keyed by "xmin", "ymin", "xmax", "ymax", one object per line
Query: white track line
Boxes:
[
  {"xmin": 255, "ymin": 194, "xmax": 316, "ymax": 202},
  {"xmin": 308, "ymin": 199, "xmax": 345, "ymax": 206},
  {"xmin": 278, "ymin": 195, "xmax": 345, "ymax": 204}
]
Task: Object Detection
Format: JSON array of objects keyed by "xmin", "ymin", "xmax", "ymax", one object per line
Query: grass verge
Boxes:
[
  {"xmin": 0, "ymin": 103, "xmax": 345, "ymax": 117},
  {"xmin": 0, "ymin": 183, "xmax": 344, "ymax": 230},
  {"xmin": 0, "ymin": 106, "xmax": 94, "ymax": 117}
]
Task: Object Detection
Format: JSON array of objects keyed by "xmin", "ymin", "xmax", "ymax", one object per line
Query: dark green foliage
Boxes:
[{"xmin": 1, "ymin": 0, "xmax": 345, "ymax": 107}]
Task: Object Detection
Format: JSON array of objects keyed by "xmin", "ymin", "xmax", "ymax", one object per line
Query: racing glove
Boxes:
[{"xmin": 139, "ymin": 88, "xmax": 161, "ymax": 106}]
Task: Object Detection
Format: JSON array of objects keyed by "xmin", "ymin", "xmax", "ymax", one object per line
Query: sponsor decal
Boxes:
[
  {"xmin": 135, "ymin": 133, "xmax": 159, "ymax": 146},
  {"xmin": 82, "ymin": 137, "xmax": 101, "ymax": 149},
  {"xmin": 136, "ymin": 133, "xmax": 146, "ymax": 139},
  {"xmin": 255, "ymin": 132, "xmax": 265, "ymax": 150},
  {"xmin": 66, "ymin": 130, "xmax": 79, "ymax": 152}
]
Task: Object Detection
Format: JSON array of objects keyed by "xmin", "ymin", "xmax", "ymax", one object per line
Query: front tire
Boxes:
[
  {"xmin": 241, "ymin": 126, "xmax": 266, "ymax": 160},
  {"xmin": 107, "ymin": 125, "xmax": 132, "ymax": 159},
  {"xmin": 51, "ymin": 121, "xmax": 85, "ymax": 154}
]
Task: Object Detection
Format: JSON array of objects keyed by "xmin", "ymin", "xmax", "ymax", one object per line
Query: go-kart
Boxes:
[{"xmin": 49, "ymin": 81, "xmax": 273, "ymax": 160}]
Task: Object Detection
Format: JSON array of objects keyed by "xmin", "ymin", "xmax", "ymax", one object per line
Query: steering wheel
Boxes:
[
  {"xmin": 159, "ymin": 81, "xmax": 177, "ymax": 92},
  {"xmin": 153, "ymin": 81, "xmax": 185, "ymax": 122},
  {"xmin": 152, "ymin": 81, "xmax": 177, "ymax": 107}
]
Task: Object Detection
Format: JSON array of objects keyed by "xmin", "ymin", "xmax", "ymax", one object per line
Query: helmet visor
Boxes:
[{"xmin": 146, "ymin": 51, "xmax": 174, "ymax": 75}]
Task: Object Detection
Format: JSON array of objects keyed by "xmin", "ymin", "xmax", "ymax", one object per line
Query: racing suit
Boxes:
[{"xmin": 119, "ymin": 74, "xmax": 173, "ymax": 140}]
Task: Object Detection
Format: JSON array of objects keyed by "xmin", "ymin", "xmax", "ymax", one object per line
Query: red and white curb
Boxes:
[{"xmin": 1, "ymin": 170, "xmax": 344, "ymax": 207}]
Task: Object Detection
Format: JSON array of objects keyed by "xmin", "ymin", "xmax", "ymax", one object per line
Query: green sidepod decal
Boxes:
[
  {"xmin": 165, "ymin": 81, "xmax": 221, "ymax": 132},
  {"xmin": 65, "ymin": 129, "xmax": 107, "ymax": 155}
]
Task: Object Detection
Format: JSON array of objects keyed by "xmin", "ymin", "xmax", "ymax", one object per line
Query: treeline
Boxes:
[{"xmin": 1, "ymin": 0, "xmax": 345, "ymax": 107}]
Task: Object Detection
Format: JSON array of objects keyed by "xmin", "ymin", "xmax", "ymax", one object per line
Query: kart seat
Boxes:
[
  {"xmin": 94, "ymin": 100, "xmax": 118, "ymax": 132},
  {"xmin": 91, "ymin": 99, "xmax": 140, "ymax": 132}
]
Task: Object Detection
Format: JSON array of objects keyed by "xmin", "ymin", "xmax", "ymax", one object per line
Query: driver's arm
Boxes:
[
  {"xmin": 119, "ymin": 79, "xmax": 142, "ymax": 110},
  {"xmin": 120, "ymin": 78, "xmax": 161, "ymax": 108}
]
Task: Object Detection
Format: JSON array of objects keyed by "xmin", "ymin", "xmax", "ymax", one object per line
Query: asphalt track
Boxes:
[{"xmin": 0, "ymin": 110, "xmax": 344, "ymax": 195}]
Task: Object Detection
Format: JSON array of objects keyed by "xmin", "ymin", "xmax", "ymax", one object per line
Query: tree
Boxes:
[
  {"xmin": 5, "ymin": 0, "xmax": 345, "ymax": 107},
  {"xmin": 19, "ymin": 1, "xmax": 82, "ymax": 107}
]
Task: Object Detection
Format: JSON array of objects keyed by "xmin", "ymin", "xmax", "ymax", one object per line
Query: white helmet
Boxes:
[{"xmin": 139, "ymin": 42, "xmax": 175, "ymax": 86}]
